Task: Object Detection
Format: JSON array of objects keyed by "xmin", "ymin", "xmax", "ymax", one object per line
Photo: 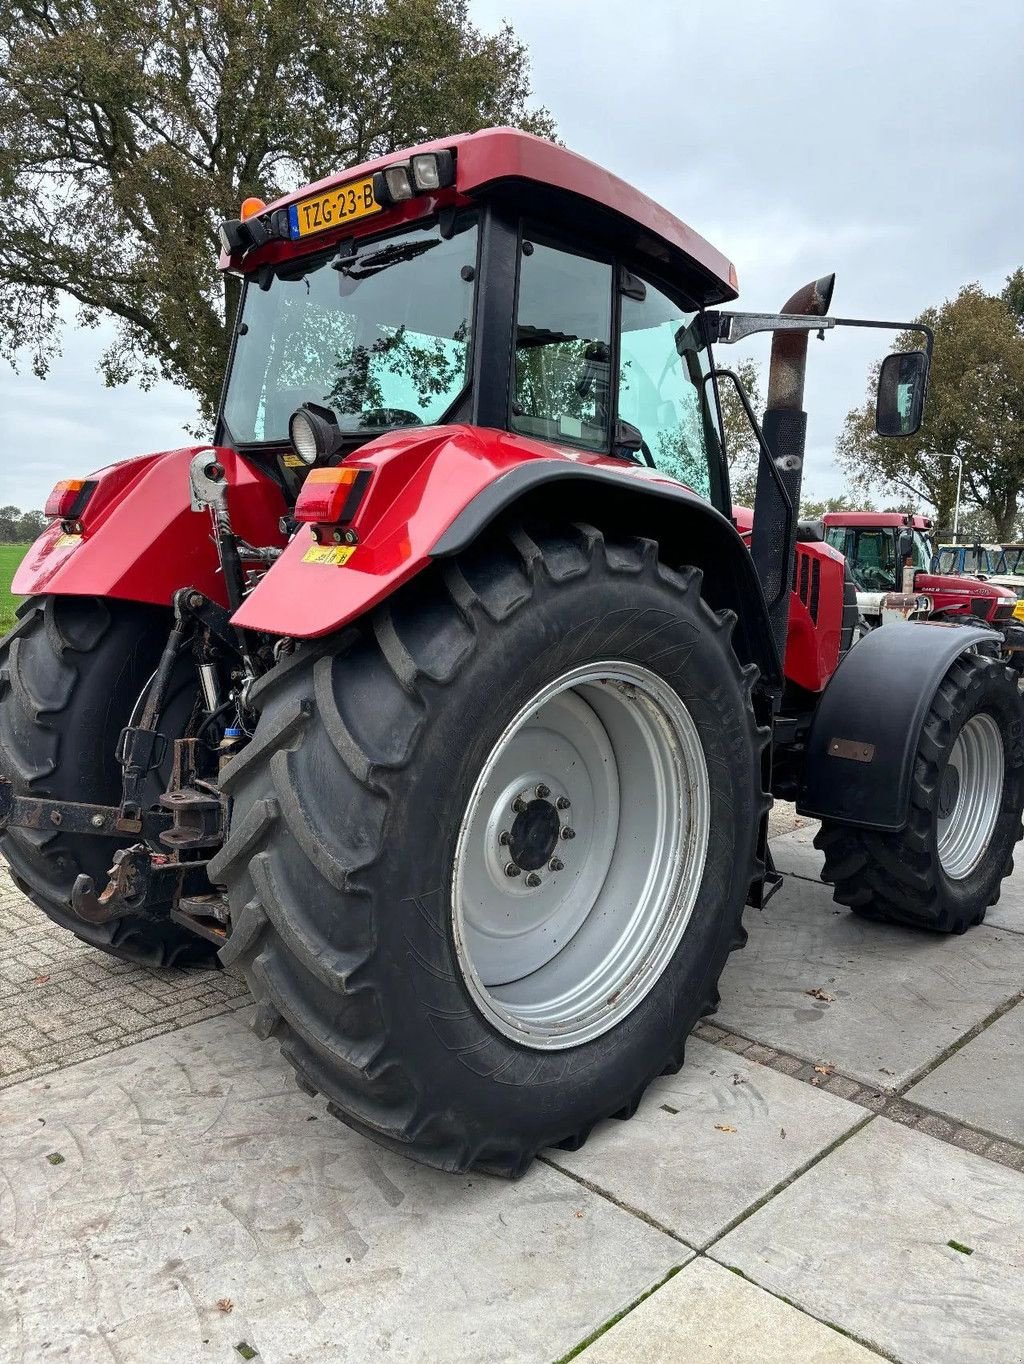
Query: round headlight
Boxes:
[
  {"xmin": 289, "ymin": 409, "xmax": 320, "ymax": 465},
  {"xmin": 288, "ymin": 403, "xmax": 343, "ymax": 465}
]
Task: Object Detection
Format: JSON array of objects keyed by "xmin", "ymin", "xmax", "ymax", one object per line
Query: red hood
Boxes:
[{"xmin": 915, "ymin": 572, "xmax": 1014, "ymax": 600}]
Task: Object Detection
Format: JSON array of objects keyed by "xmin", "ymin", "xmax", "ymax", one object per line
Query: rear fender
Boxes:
[
  {"xmin": 13, "ymin": 447, "xmax": 286, "ymax": 608},
  {"xmin": 232, "ymin": 424, "xmax": 782, "ymax": 689},
  {"xmin": 798, "ymin": 620, "xmax": 1000, "ymax": 831}
]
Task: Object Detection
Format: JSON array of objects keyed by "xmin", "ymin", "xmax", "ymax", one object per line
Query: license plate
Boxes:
[
  {"xmin": 290, "ymin": 177, "xmax": 380, "ymax": 239},
  {"xmin": 302, "ymin": 544, "xmax": 357, "ymax": 566}
]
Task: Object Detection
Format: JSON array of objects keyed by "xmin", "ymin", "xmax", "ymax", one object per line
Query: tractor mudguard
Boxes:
[
  {"xmin": 232, "ymin": 424, "xmax": 781, "ymax": 687},
  {"xmin": 13, "ymin": 446, "xmax": 286, "ymax": 609},
  {"xmin": 797, "ymin": 620, "xmax": 1001, "ymax": 832}
]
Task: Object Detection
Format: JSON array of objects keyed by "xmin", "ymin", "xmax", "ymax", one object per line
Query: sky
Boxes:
[{"xmin": 2, "ymin": 0, "xmax": 1022, "ymax": 510}]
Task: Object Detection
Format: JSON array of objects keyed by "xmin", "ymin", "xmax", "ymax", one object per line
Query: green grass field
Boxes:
[{"xmin": 0, "ymin": 544, "xmax": 28, "ymax": 636}]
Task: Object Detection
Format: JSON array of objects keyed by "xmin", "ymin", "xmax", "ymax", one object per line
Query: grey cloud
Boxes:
[{"xmin": 2, "ymin": 0, "xmax": 1020, "ymax": 507}]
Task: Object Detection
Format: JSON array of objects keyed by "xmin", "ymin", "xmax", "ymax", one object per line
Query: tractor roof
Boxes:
[
  {"xmin": 230, "ymin": 128, "xmax": 738, "ymax": 305},
  {"xmin": 822, "ymin": 512, "xmax": 933, "ymax": 530}
]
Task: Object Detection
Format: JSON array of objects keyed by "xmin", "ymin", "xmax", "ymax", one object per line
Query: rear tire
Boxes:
[
  {"xmin": 816, "ymin": 653, "xmax": 1024, "ymax": 933},
  {"xmin": 0, "ymin": 596, "xmax": 218, "ymax": 967},
  {"xmin": 213, "ymin": 522, "xmax": 768, "ymax": 1175}
]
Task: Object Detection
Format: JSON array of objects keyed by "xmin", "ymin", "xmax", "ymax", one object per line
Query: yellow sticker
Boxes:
[
  {"xmin": 281, "ymin": 453, "xmax": 306, "ymax": 469},
  {"xmin": 54, "ymin": 533, "xmax": 82, "ymax": 548},
  {"xmin": 302, "ymin": 543, "xmax": 356, "ymax": 566}
]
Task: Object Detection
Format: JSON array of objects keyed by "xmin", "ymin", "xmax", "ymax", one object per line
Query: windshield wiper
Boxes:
[{"xmin": 333, "ymin": 237, "xmax": 440, "ymax": 280}]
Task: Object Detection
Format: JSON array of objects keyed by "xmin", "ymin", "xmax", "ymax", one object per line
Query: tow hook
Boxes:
[{"xmin": 71, "ymin": 846, "xmax": 168, "ymax": 924}]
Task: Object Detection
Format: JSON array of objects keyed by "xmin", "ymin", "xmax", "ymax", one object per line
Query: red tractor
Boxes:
[
  {"xmin": 819, "ymin": 511, "xmax": 1018, "ymax": 629},
  {"xmin": 3, "ymin": 130, "xmax": 1022, "ymax": 1177}
]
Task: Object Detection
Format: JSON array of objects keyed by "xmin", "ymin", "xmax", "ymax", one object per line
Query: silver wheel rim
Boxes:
[
  {"xmin": 451, "ymin": 661, "xmax": 711, "ymax": 1050},
  {"xmin": 936, "ymin": 712, "xmax": 1004, "ymax": 880}
]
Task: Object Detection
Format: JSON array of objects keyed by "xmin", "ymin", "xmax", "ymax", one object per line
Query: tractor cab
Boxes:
[
  {"xmin": 215, "ymin": 129, "xmax": 734, "ymax": 519},
  {"xmin": 932, "ymin": 542, "xmax": 1001, "ymax": 577}
]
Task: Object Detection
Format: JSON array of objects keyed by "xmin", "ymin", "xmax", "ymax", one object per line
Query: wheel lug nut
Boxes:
[
  {"xmin": 498, "ymin": 830, "xmax": 511, "ymax": 845},
  {"xmin": 556, "ymin": 796, "xmax": 571, "ymax": 810},
  {"xmin": 549, "ymin": 858, "xmax": 564, "ymax": 872},
  {"xmin": 560, "ymin": 827, "xmax": 575, "ymax": 840},
  {"xmin": 504, "ymin": 863, "xmax": 521, "ymax": 877},
  {"xmin": 525, "ymin": 872, "xmax": 542, "ymax": 887},
  {"xmin": 512, "ymin": 797, "xmax": 526, "ymax": 814},
  {"xmin": 536, "ymin": 784, "xmax": 550, "ymax": 799}
]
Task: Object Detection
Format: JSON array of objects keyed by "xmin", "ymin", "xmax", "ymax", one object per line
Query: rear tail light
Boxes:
[
  {"xmin": 44, "ymin": 479, "xmax": 96, "ymax": 520},
  {"xmin": 294, "ymin": 466, "xmax": 371, "ymax": 525}
]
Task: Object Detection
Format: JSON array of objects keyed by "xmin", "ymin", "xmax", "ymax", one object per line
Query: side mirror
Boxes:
[
  {"xmin": 876, "ymin": 350, "xmax": 929, "ymax": 437},
  {"xmin": 898, "ymin": 531, "xmax": 914, "ymax": 563}
]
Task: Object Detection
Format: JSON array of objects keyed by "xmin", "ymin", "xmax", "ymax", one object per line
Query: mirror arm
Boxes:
[{"xmin": 707, "ymin": 311, "xmax": 934, "ymax": 362}]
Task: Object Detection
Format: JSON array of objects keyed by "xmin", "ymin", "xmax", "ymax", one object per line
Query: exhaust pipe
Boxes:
[{"xmin": 750, "ymin": 273, "xmax": 836, "ymax": 661}]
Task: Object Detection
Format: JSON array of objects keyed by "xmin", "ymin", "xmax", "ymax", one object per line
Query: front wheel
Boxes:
[
  {"xmin": 816, "ymin": 653, "xmax": 1024, "ymax": 932},
  {"xmin": 213, "ymin": 522, "xmax": 768, "ymax": 1175}
]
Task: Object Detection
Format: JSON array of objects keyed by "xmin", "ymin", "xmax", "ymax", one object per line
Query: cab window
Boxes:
[
  {"xmin": 847, "ymin": 530, "xmax": 898, "ymax": 591},
  {"xmin": 512, "ymin": 240, "xmax": 613, "ymax": 451},
  {"xmin": 825, "ymin": 527, "xmax": 848, "ymax": 557},
  {"xmin": 617, "ymin": 279, "xmax": 719, "ymax": 500}
]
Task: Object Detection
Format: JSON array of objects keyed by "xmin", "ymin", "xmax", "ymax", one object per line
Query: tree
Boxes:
[
  {"xmin": 720, "ymin": 357, "xmax": 763, "ymax": 505},
  {"xmin": 0, "ymin": 506, "xmax": 45, "ymax": 543},
  {"xmin": 836, "ymin": 275, "xmax": 1024, "ymax": 540},
  {"xmin": 0, "ymin": 0, "xmax": 554, "ymax": 421},
  {"xmin": 800, "ymin": 493, "xmax": 875, "ymax": 519}
]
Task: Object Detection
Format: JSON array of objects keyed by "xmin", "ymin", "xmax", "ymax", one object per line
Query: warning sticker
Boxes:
[{"xmin": 302, "ymin": 543, "xmax": 356, "ymax": 566}]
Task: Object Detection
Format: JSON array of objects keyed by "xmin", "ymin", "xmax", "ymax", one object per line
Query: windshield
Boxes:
[
  {"xmin": 222, "ymin": 216, "xmax": 478, "ymax": 443},
  {"xmin": 996, "ymin": 548, "xmax": 1024, "ymax": 575}
]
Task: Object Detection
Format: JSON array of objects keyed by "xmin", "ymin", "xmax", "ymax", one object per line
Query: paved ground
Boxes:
[{"xmin": 1, "ymin": 807, "xmax": 1022, "ymax": 1364}]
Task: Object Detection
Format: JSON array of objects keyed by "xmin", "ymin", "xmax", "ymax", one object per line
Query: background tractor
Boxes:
[
  {"xmin": 934, "ymin": 542, "xmax": 1024, "ymax": 623},
  {"xmin": 819, "ymin": 512, "xmax": 1024, "ymax": 669},
  {"xmin": 820, "ymin": 512, "xmax": 1017, "ymax": 628},
  {"xmin": 2, "ymin": 130, "xmax": 1022, "ymax": 1176}
]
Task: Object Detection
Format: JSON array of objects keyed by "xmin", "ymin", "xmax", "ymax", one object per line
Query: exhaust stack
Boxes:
[{"xmin": 750, "ymin": 273, "xmax": 836, "ymax": 661}]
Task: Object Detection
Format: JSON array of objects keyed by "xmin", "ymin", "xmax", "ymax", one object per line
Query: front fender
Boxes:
[
  {"xmin": 232, "ymin": 426, "xmax": 780, "ymax": 691},
  {"xmin": 13, "ymin": 447, "xmax": 286, "ymax": 608},
  {"xmin": 798, "ymin": 620, "xmax": 1000, "ymax": 831}
]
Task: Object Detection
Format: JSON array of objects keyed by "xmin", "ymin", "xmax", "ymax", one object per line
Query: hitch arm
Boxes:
[{"xmin": 0, "ymin": 780, "xmax": 173, "ymax": 840}]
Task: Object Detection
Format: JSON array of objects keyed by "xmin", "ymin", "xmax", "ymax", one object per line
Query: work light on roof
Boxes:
[{"xmin": 372, "ymin": 151, "xmax": 455, "ymax": 207}]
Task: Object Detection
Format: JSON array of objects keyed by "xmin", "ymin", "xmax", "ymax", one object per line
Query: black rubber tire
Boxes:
[
  {"xmin": 815, "ymin": 652, "xmax": 1024, "ymax": 933},
  {"xmin": 0, "ymin": 596, "xmax": 218, "ymax": 967},
  {"xmin": 212, "ymin": 521, "xmax": 768, "ymax": 1176}
]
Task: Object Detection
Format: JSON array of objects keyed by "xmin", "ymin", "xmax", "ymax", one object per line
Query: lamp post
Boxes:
[{"xmin": 934, "ymin": 453, "xmax": 964, "ymax": 542}]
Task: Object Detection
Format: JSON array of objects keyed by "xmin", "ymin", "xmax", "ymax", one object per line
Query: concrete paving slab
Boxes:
[
  {"xmin": 987, "ymin": 871, "xmax": 1024, "ymax": 935},
  {"xmin": 771, "ymin": 821, "xmax": 825, "ymax": 883},
  {"xmin": 714, "ymin": 1116, "xmax": 1024, "ymax": 1364},
  {"xmin": 906, "ymin": 1002, "xmax": 1024, "ymax": 1144},
  {"xmin": 718, "ymin": 873, "xmax": 1024, "ymax": 1090},
  {"xmin": 0, "ymin": 1011, "xmax": 686, "ymax": 1364},
  {"xmin": 574, "ymin": 1256, "xmax": 882, "ymax": 1363},
  {"xmin": 546, "ymin": 1038, "xmax": 865, "ymax": 1250}
]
